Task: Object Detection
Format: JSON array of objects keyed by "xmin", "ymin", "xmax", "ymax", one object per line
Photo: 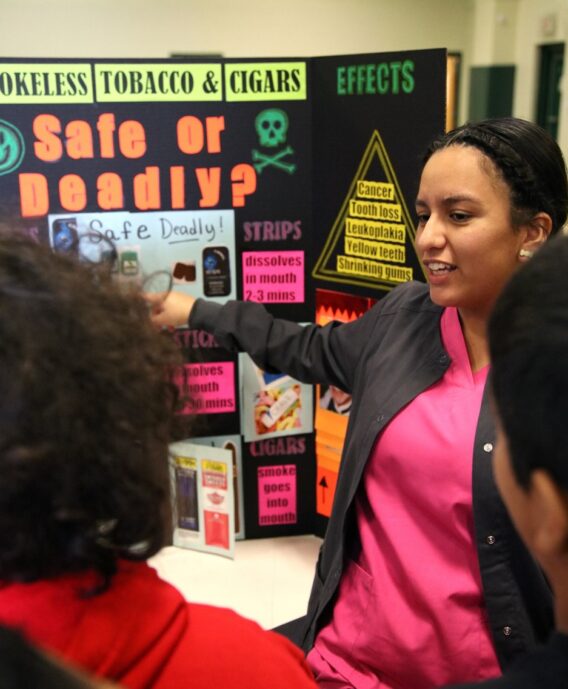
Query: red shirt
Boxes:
[{"xmin": 0, "ymin": 560, "xmax": 317, "ymax": 689}]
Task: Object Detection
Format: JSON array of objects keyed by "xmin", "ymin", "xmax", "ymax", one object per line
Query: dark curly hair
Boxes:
[
  {"xmin": 0, "ymin": 234, "xmax": 181, "ymax": 588},
  {"xmin": 424, "ymin": 117, "xmax": 568, "ymax": 234}
]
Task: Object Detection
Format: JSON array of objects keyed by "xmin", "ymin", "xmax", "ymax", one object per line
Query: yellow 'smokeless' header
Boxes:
[{"xmin": 0, "ymin": 64, "xmax": 94, "ymax": 104}]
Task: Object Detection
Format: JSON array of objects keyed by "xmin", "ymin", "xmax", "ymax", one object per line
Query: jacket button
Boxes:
[
  {"xmin": 486, "ymin": 535, "xmax": 496, "ymax": 545},
  {"xmin": 377, "ymin": 414, "xmax": 385, "ymax": 423},
  {"xmin": 483, "ymin": 443, "xmax": 493, "ymax": 453},
  {"xmin": 438, "ymin": 354, "xmax": 449, "ymax": 364},
  {"xmin": 503, "ymin": 626, "xmax": 512, "ymax": 637}
]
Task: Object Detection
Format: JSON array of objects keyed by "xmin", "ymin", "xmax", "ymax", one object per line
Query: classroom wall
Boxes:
[
  {"xmin": 0, "ymin": 0, "xmax": 473, "ymax": 59},
  {"xmin": 1, "ymin": 0, "xmax": 474, "ymax": 120},
  {"xmin": 470, "ymin": 0, "xmax": 518, "ymax": 65}
]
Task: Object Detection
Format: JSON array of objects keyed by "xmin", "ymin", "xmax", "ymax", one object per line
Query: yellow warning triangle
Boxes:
[{"xmin": 312, "ymin": 129, "xmax": 427, "ymax": 291}]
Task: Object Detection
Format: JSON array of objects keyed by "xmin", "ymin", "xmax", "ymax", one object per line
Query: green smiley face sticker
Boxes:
[{"xmin": 0, "ymin": 119, "xmax": 25, "ymax": 175}]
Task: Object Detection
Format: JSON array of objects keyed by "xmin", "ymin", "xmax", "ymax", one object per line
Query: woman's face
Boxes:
[{"xmin": 415, "ymin": 145, "xmax": 527, "ymax": 320}]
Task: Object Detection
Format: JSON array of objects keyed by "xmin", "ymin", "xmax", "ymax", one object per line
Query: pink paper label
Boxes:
[
  {"xmin": 175, "ymin": 362, "xmax": 235, "ymax": 415},
  {"xmin": 242, "ymin": 251, "xmax": 304, "ymax": 303},
  {"xmin": 257, "ymin": 464, "xmax": 297, "ymax": 526}
]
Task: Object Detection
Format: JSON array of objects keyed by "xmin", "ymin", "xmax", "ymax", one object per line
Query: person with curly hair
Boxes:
[
  {"xmin": 151, "ymin": 118, "xmax": 568, "ymax": 688},
  {"xmin": 0, "ymin": 235, "xmax": 317, "ymax": 689}
]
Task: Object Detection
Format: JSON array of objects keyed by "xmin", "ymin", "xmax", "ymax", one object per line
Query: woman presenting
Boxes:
[{"xmin": 151, "ymin": 118, "xmax": 568, "ymax": 689}]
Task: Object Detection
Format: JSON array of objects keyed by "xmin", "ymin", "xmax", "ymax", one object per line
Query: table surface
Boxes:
[{"xmin": 149, "ymin": 534, "xmax": 322, "ymax": 630}]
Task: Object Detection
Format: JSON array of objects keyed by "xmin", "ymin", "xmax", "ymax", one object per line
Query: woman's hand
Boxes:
[{"xmin": 147, "ymin": 291, "xmax": 196, "ymax": 328}]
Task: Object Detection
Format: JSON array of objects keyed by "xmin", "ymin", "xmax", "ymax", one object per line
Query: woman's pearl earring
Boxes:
[{"xmin": 519, "ymin": 249, "xmax": 534, "ymax": 260}]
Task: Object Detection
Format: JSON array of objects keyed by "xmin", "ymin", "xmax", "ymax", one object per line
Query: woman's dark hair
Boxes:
[
  {"xmin": 489, "ymin": 234, "xmax": 568, "ymax": 492},
  {"xmin": 425, "ymin": 117, "xmax": 568, "ymax": 234},
  {"xmin": 0, "ymin": 234, "xmax": 181, "ymax": 587}
]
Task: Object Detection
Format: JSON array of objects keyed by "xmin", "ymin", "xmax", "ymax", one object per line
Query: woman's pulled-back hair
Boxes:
[
  {"xmin": 0, "ymin": 234, "xmax": 180, "ymax": 587},
  {"xmin": 425, "ymin": 117, "xmax": 568, "ymax": 234}
]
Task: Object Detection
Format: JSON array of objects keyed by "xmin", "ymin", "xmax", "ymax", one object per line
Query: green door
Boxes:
[{"xmin": 536, "ymin": 43, "xmax": 565, "ymax": 141}]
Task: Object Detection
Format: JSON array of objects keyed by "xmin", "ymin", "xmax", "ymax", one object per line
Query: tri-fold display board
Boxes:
[{"xmin": 0, "ymin": 50, "xmax": 446, "ymax": 548}]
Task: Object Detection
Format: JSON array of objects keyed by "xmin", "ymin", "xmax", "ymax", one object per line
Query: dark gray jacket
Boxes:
[
  {"xmin": 444, "ymin": 633, "xmax": 568, "ymax": 688},
  {"xmin": 190, "ymin": 281, "xmax": 553, "ymax": 670}
]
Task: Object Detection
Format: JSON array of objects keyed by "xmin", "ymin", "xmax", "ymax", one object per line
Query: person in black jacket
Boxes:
[
  {"xmin": 443, "ymin": 233, "xmax": 568, "ymax": 688},
  {"xmin": 151, "ymin": 118, "xmax": 568, "ymax": 689}
]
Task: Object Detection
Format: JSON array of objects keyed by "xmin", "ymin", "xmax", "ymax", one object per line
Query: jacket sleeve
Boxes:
[{"xmin": 189, "ymin": 298, "xmax": 384, "ymax": 394}]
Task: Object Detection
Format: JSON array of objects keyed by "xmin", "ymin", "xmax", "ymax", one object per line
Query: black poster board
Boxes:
[
  {"xmin": 0, "ymin": 50, "xmax": 445, "ymax": 540},
  {"xmin": 308, "ymin": 50, "xmax": 446, "ymax": 535}
]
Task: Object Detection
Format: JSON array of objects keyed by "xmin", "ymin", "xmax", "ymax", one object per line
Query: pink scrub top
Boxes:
[{"xmin": 308, "ymin": 307, "xmax": 501, "ymax": 689}]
